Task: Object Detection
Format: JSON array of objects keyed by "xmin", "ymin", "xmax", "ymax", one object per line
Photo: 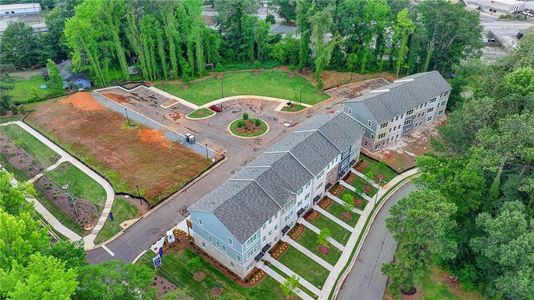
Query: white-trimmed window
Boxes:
[
  {"xmin": 430, "ymin": 97, "xmax": 436, "ymax": 103},
  {"xmin": 406, "ymin": 109, "xmax": 414, "ymax": 115},
  {"xmin": 378, "ymin": 133, "xmax": 386, "ymax": 139},
  {"xmin": 427, "ymin": 107, "xmax": 434, "ymax": 113},
  {"xmin": 216, "ymin": 241, "xmax": 220, "ymax": 248},
  {"xmin": 347, "ymin": 107, "xmax": 352, "ymax": 114},
  {"xmin": 208, "ymin": 235, "xmax": 212, "ymax": 243},
  {"xmin": 427, "ymin": 116, "xmax": 432, "ymax": 121},
  {"xmin": 228, "ymin": 238, "xmax": 233, "ymax": 245},
  {"xmin": 202, "ymin": 241, "xmax": 206, "ymax": 248},
  {"xmin": 379, "ymin": 122, "xmax": 388, "ymax": 129},
  {"xmin": 367, "ymin": 120, "xmax": 372, "ymax": 127},
  {"xmin": 404, "ymin": 119, "xmax": 412, "ymax": 125},
  {"xmin": 438, "ymin": 110, "xmax": 444, "ymax": 115},
  {"xmin": 198, "ymin": 218, "xmax": 203, "ymax": 225},
  {"xmin": 237, "ymin": 255, "xmax": 241, "ymax": 262},
  {"xmin": 370, "ymin": 134, "xmax": 375, "ymax": 140}
]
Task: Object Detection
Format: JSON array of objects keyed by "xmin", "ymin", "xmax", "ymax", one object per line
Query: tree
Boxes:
[
  {"xmin": 275, "ymin": 0, "xmax": 296, "ymax": 22},
  {"xmin": 215, "ymin": 0, "xmax": 258, "ymax": 61},
  {"xmin": 392, "ymin": 9, "xmax": 414, "ymax": 76},
  {"xmin": 45, "ymin": 240, "xmax": 87, "ymax": 269},
  {"xmin": 316, "ymin": 228, "xmax": 331, "ymax": 247},
  {"xmin": 75, "ymin": 260, "xmax": 156, "ymax": 300},
  {"xmin": 0, "ymin": 253, "xmax": 78, "ymax": 299},
  {"xmin": 309, "ymin": 6, "xmax": 340, "ymax": 89},
  {"xmin": 382, "ymin": 189, "xmax": 457, "ymax": 294},
  {"xmin": 341, "ymin": 193, "xmax": 355, "ymax": 212},
  {"xmin": 280, "ymin": 274, "xmax": 299, "ymax": 298},
  {"xmin": 470, "ymin": 201, "xmax": 534, "ymax": 299},
  {"xmin": 0, "ymin": 171, "xmax": 34, "ymax": 216},
  {"xmin": 0, "ymin": 22, "xmax": 40, "ymax": 68},
  {"xmin": 46, "ymin": 59, "xmax": 64, "ymax": 92},
  {"xmin": 503, "ymin": 66, "xmax": 534, "ymax": 96}
]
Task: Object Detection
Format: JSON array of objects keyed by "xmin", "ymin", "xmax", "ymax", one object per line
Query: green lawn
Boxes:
[
  {"xmin": 187, "ymin": 108, "xmax": 215, "ymax": 119},
  {"xmin": 340, "ymin": 188, "xmax": 370, "ymax": 210},
  {"xmin": 278, "ymin": 245, "xmax": 329, "ymax": 289},
  {"xmin": 139, "ymin": 249, "xmax": 285, "ymax": 300},
  {"xmin": 0, "ymin": 124, "xmax": 59, "ymax": 167},
  {"xmin": 295, "ymin": 229, "xmax": 342, "ymax": 266},
  {"xmin": 312, "ymin": 214, "xmax": 351, "ymax": 245},
  {"xmin": 2, "ymin": 75, "xmax": 63, "ymax": 103},
  {"xmin": 324, "ymin": 200, "xmax": 360, "ymax": 227},
  {"xmin": 267, "ymin": 264, "xmax": 318, "ymax": 299},
  {"xmin": 46, "ymin": 162, "xmax": 107, "ymax": 211},
  {"xmin": 157, "ymin": 70, "xmax": 329, "ymax": 106},
  {"xmin": 418, "ymin": 266, "xmax": 484, "ymax": 300},
  {"xmin": 348, "ymin": 176, "xmax": 377, "ymax": 197},
  {"xmin": 0, "ymin": 154, "xmax": 29, "ymax": 182},
  {"xmin": 358, "ymin": 155, "xmax": 398, "ymax": 185},
  {"xmin": 229, "ymin": 119, "xmax": 268, "ymax": 138},
  {"xmin": 94, "ymin": 198, "xmax": 139, "ymax": 245}
]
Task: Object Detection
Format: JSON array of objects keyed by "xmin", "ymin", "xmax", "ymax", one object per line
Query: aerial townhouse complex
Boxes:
[
  {"xmin": 188, "ymin": 112, "xmax": 364, "ymax": 278},
  {"xmin": 343, "ymin": 71, "xmax": 451, "ymax": 151}
]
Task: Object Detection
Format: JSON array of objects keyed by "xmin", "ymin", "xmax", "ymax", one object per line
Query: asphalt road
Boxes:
[{"xmin": 337, "ymin": 182, "xmax": 417, "ymax": 300}]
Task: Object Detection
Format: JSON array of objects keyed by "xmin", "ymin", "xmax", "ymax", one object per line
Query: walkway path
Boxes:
[
  {"xmin": 1, "ymin": 164, "xmax": 83, "ymax": 242},
  {"xmin": 1, "ymin": 121, "xmax": 115, "ymax": 248},
  {"xmin": 258, "ymin": 261, "xmax": 314, "ymax": 300},
  {"xmin": 299, "ymin": 218, "xmax": 344, "ymax": 251},
  {"xmin": 28, "ymin": 158, "xmax": 66, "ymax": 184},
  {"xmin": 264, "ymin": 254, "xmax": 322, "ymax": 296},
  {"xmin": 326, "ymin": 192, "xmax": 364, "ymax": 215},
  {"xmin": 313, "ymin": 205, "xmax": 353, "ymax": 231},
  {"xmin": 350, "ymin": 168, "xmax": 381, "ymax": 189},
  {"xmin": 282, "ymin": 236, "xmax": 333, "ymax": 270}
]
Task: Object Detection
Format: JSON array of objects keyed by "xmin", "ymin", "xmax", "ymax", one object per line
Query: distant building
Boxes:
[
  {"xmin": 465, "ymin": 0, "xmax": 525, "ymax": 14},
  {"xmin": 343, "ymin": 71, "xmax": 451, "ymax": 152},
  {"xmin": 43, "ymin": 60, "xmax": 92, "ymax": 90},
  {"xmin": 0, "ymin": 3, "xmax": 41, "ymax": 16},
  {"xmin": 0, "ymin": 3, "xmax": 46, "ymax": 35}
]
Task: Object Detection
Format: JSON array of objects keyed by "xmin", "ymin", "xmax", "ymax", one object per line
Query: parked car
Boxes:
[{"xmin": 209, "ymin": 104, "xmax": 223, "ymax": 112}]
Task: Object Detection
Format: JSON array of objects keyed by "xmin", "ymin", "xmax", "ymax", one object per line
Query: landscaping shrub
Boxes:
[
  {"xmin": 254, "ymin": 119, "xmax": 261, "ymax": 126},
  {"xmin": 237, "ymin": 121, "xmax": 244, "ymax": 128},
  {"xmin": 266, "ymin": 14, "xmax": 276, "ymax": 24},
  {"xmin": 242, "ymin": 113, "xmax": 249, "ymax": 120}
]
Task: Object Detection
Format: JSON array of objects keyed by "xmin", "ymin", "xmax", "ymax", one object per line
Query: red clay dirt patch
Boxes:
[
  {"xmin": 137, "ymin": 129, "xmax": 170, "ymax": 148},
  {"xmin": 319, "ymin": 245, "xmax": 330, "ymax": 255},
  {"xmin": 101, "ymin": 92, "xmax": 128, "ymax": 103},
  {"xmin": 27, "ymin": 93, "xmax": 211, "ymax": 206},
  {"xmin": 60, "ymin": 92, "xmax": 105, "ymax": 111}
]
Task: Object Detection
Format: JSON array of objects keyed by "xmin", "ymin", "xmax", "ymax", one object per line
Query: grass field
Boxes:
[
  {"xmin": 312, "ymin": 214, "xmax": 351, "ymax": 245},
  {"xmin": 278, "ymin": 245, "xmax": 329, "ymax": 289},
  {"xmin": 157, "ymin": 70, "xmax": 329, "ymax": 106},
  {"xmin": 187, "ymin": 108, "xmax": 215, "ymax": 119},
  {"xmin": 359, "ymin": 156, "xmax": 398, "ymax": 185},
  {"xmin": 0, "ymin": 124, "xmax": 59, "ymax": 167},
  {"xmin": 348, "ymin": 176, "xmax": 377, "ymax": 198},
  {"xmin": 295, "ymin": 229, "xmax": 342, "ymax": 266},
  {"xmin": 1, "ymin": 75, "xmax": 63, "ymax": 103},
  {"xmin": 27, "ymin": 93, "xmax": 212, "ymax": 206},
  {"xmin": 46, "ymin": 162, "xmax": 107, "ymax": 211},
  {"xmin": 94, "ymin": 198, "xmax": 139, "ymax": 244},
  {"xmin": 139, "ymin": 249, "xmax": 285, "ymax": 299},
  {"xmin": 267, "ymin": 264, "xmax": 318, "ymax": 299},
  {"xmin": 324, "ymin": 200, "xmax": 360, "ymax": 227}
]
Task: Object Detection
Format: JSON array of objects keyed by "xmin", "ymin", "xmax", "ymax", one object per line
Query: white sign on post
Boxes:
[{"xmin": 166, "ymin": 230, "xmax": 175, "ymax": 244}]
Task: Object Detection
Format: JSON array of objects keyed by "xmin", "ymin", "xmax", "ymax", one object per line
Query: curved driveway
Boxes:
[{"xmin": 337, "ymin": 182, "xmax": 417, "ymax": 300}]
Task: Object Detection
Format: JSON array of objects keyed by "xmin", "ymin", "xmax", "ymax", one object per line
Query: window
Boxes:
[
  {"xmin": 262, "ymin": 223, "xmax": 266, "ymax": 230},
  {"xmin": 208, "ymin": 236, "xmax": 212, "ymax": 242},
  {"xmin": 390, "ymin": 137, "xmax": 394, "ymax": 141},
  {"xmin": 347, "ymin": 107, "xmax": 352, "ymax": 114},
  {"xmin": 389, "ymin": 128, "xmax": 391, "ymax": 132},
  {"xmin": 305, "ymin": 193, "xmax": 310, "ymax": 200},
  {"xmin": 424, "ymin": 102, "xmax": 427, "ymax": 107},
  {"xmin": 237, "ymin": 255, "xmax": 241, "ymax": 262},
  {"xmin": 379, "ymin": 122, "xmax": 388, "ymax": 129},
  {"xmin": 216, "ymin": 241, "xmax": 220, "ymax": 248},
  {"xmin": 404, "ymin": 119, "xmax": 412, "ymax": 125},
  {"xmin": 364, "ymin": 141, "xmax": 368, "ymax": 146},
  {"xmin": 275, "ymin": 225, "xmax": 278, "ymax": 230},
  {"xmin": 370, "ymin": 134, "xmax": 375, "ymax": 140},
  {"xmin": 269, "ymin": 230, "xmax": 272, "ymax": 236},
  {"xmin": 367, "ymin": 120, "xmax": 372, "ymax": 127},
  {"xmin": 269, "ymin": 217, "xmax": 272, "ymax": 224},
  {"xmin": 202, "ymin": 241, "xmax": 206, "ymax": 248},
  {"xmin": 406, "ymin": 109, "xmax": 414, "ymax": 115},
  {"xmin": 263, "ymin": 236, "xmax": 266, "ymax": 242},
  {"xmin": 246, "ymin": 234, "xmax": 257, "ymax": 246},
  {"xmin": 223, "ymin": 245, "xmax": 226, "ymax": 252},
  {"xmin": 378, "ymin": 133, "xmax": 386, "ymax": 139},
  {"xmin": 198, "ymin": 218, "xmax": 203, "ymax": 225},
  {"xmin": 228, "ymin": 238, "xmax": 233, "ymax": 245},
  {"xmin": 430, "ymin": 97, "xmax": 436, "ymax": 103},
  {"xmin": 427, "ymin": 116, "xmax": 432, "ymax": 121},
  {"xmin": 393, "ymin": 125, "xmax": 396, "ymax": 130},
  {"xmin": 404, "ymin": 129, "xmax": 410, "ymax": 134},
  {"xmin": 427, "ymin": 107, "xmax": 434, "ymax": 113},
  {"xmin": 374, "ymin": 145, "xmax": 379, "ymax": 150},
  {"xmin": 230, "ymin": 262, "xmax": 235, "ymax": 268},
  {"xmin": 438, "ymin": 110, "xmax": 444, "ymax": 115},
  {"xmin": 395, "ymin": 116, "xmax": 399, "ymax": 121}
]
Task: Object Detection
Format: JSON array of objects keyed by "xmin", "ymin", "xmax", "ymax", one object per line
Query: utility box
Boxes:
[{"xmin": 188, "ymin": 135, "xmax": 196, "ymax": 144}]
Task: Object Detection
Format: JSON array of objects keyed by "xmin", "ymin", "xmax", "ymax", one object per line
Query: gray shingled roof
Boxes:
[
  {"xmin": 190, "ymin": 111, "xmax": 363, "ymax": 243},
  {"xmin": 345, "ymin": 71, "xmax": 451, "ymax": 123}
]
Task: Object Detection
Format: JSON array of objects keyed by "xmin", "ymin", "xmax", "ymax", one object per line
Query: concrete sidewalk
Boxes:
[
  {"xmin": 282, "ymin": 236, "xmax": 333, "ymax": 270},
  {"xmin": 264, "ymin": 254, "xmax": 322, "ymax": 296},
  {"xmin": 258, "ymin": 261, "xmax": 314, "ymax": 300}
]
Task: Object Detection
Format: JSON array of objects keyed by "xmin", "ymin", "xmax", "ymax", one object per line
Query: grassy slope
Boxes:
[
  {"xmin": 94, "ymin": 198, "xmax": 139, "ymax": 245},
  {"xmin": 360, "ymin": 155, "xmax": 398, "ymax": 184},
  {"xmin": 0, "ymin": 124, "xmax": 59, "ymax": 167},
  {"xmin": 158, "ymin": 70, "xmax": 329, "ymax": 106},
  {"xmin": 46, "ymin": 162, "xmax": 107, "ymax": 211},
  {"xmin": 139, "ymin": 249, "xmax": 285, "ymax": 300},
  {"xmin": 3, "ymin": 75, "xmax": 62, "ymax": 103}
]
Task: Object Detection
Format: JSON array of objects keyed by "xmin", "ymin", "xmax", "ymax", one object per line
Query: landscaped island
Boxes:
[
  {"xmin": 157, "ymin": 70, "xmax": 330, "ymax": 106},
  {"xmin": 229, "ymin": 114, "xmax": 268, "ymax": 138}
]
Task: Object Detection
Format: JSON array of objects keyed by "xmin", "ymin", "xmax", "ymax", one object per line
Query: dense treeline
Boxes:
[
  {"xmin": 0, "ymin": 170, "xmax": 159, "ymax": 299},
  {"xmin": 383, "ymin": 33, "xmax": 534, "ymax": 299},
  {"xmin": 1, "ymin": 0, "xmax": 482, "ymax": 88}
]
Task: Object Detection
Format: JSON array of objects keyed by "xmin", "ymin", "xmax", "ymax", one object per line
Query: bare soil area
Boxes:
[{"xmin": 27, "ymin": 93, "xmax": 212, "ymax": 206}]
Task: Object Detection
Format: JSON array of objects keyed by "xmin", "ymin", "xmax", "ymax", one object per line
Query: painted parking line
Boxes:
[{"xmin": 102, "ymin": 245, "xmax": 115, "ymax": 257}]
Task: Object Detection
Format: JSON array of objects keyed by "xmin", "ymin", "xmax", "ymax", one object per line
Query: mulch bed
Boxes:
[
  {"xmin": 354, "ymin": 159, "xmax": 369, "ymax": 172},
  {"xmin": 0, "ymin": 132, "xmax": 52, "ymax": 179},
  {"xmin": 235, "ymin": 120, "xmax": 263, "ymax": 135},
  {"xmin": 34, "ymin": 175, "xmax": 99, "ymax": 229},
  {"xmin": 355, "ymin": 198, "xmax": 364, "ymax": 208},
  {"xmin": 304, "ymin": 210, "xmax": 320, "ymax": 222},
  {"xmin": 269, "ymin": 241, "xmax": 289, "ymax": 260},
  {"xmin": 318, "ymin": 245, "xmax": 330, "ymax": 255},
  {"xmin": 363, "ymin": 184, "xmax": 374, "ymax": 194},
  {"xmin": 329, "ymin": 184, "xmax": 344, "ymax": 196},
  {"xmin": 151, "ymin": 275, "xmax": 176, "ymax": 298},
  {"xmin": 193, "ymin": 271, "xmax": 206, "ymax": 282},
  {"xmin": 288, "ymin": 224, "xmax": 305, "ymax": 240},
  {"xmin": 318, "ymin": 197, "xmax": 333, "ymax": 210},
  {"xmin": 343, "ymin": 172, "xmax": 357, "ymax": 185}
]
